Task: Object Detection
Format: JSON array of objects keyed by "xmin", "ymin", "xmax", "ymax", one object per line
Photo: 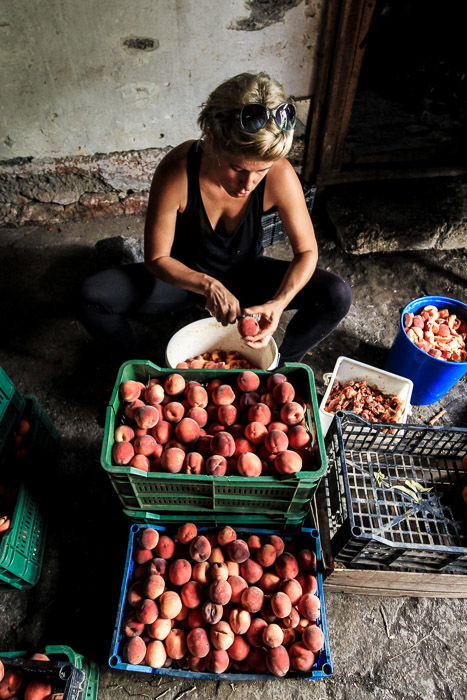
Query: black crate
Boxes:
[
  {"xmin": 261, "ymin": 184, "xmax": 316, "ymax": 248},
  {"xmin": 324, "ymin": 412, "xmax": 467, "ymax": 574}
]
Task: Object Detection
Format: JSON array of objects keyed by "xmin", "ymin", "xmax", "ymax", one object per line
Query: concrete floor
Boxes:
[{"xmin": 0, "ymin": 211, "xmax": 466, "ymax": 699}]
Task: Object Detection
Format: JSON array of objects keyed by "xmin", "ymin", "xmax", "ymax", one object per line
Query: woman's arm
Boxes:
[
  {"xmin": 144, "ymin": 144, "xmax": 242, "ymax": 324},
  {"xmin": 242, "ymin": 159, "xmax": 318, "ymax": 347}
]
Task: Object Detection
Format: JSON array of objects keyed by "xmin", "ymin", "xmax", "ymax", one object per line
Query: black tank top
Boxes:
[{"xmin": 171, "ymin": 141, "xmax": 265, "ymax": 279}]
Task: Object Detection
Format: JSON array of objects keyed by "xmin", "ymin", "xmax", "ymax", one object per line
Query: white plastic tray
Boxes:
[{"xmin": 319, "ymin": 356, "xmax": 414, "ymax": 436}]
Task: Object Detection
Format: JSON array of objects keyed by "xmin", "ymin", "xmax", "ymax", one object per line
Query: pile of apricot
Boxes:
[
  {"xmin": 0, "ymin": 653, "xmax": 64, "ymax": 699},
  {"xmin": 112, "ymin": 371, "xmax": 317, "ymax": 475},
  {"xmin": 120, "ymin": 523, "xmax": 325, "ymax": 677}
]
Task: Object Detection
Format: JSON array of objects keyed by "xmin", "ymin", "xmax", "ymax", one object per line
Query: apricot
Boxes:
[
  {"xmin": 165, "ymin": 628, "xmax": 187, "ymax": 660},
  {"xmin": 289, "ymin": 642, "xmax": 315, "ymax": 671},
  {"xmin": 147, "ymin": 617, "xmax": 172, "ymax": 640},
  {"xmin": 239, "ymin": 391, "xmax": 260, "ymax": 410},
  {"xmin": 187, "ymin": 628, "xmax": 210, "ymax": 658},
  {"xmin": 238, "ymin": 316, "xmax": 259, "ymax": 337},
  {"xmin": 244, "ymin": 421, "xmax": 267, "ymax": 444},
  {"xmin": 187, "ymin": 609, "xmax": 204, "ymax": 629},
  {"xmin": 240, "ymin": 559, "xmax": 263, "ymax": 584},
  {"xmin": 247, "ymin": 534, "xmax": 262, "ymax": 551},
  {"xmin": 229, "ymin": 608, "xmax": 251, "ymax": 635},
  {"xmin": 206, "ymin": 454, "xmax": 228, "ymax": 476},
  {"xmin": 245, "ymin": 617, "xmax": 267, "ymax": 648},
  {"xmin": 271, "ymin": 591, "xmax": 292, "ymax": 618},
  {"xmin": 275, "ymin": 552, "xmax": 299, "ymax": 580},
  {"xmin": 274, "ymin": 450, "xmax": 302, "ymax": 475},
  {"xmin": 159, "ymin": 591, "xmax": 183, "ymax": 619},
  {"xmin": 217, "ymin": 525, "xmax": 237, "ymax": 546},
  {"xmin": 151, "ymin": 420, "xmax": 173, "ymax": 444},
  {"xmin": 211, "ymin": 384, "xmax": 236, "ymax": 406},
  {"xmin": 202, "ymin": 601, "xmax": 223, "ymax": 625},
  {"xmin": 298, "ymin": 593, "xmax": 321, "ymax": 621},
  {"xmin": 227, "ymin": 574, "xmax": 248, "ymax": 603},
  {"xmin": 136, "ymin": 598, "xmax": 158, "ymax": 625},
  {"xmin": 226, "ymin": 539, "xmax": 250, "ymax": 563},
  {"xmin": 279, "ymin": 579, "xmax": 302, "ymax": 605},
  {"xmin": 302, "ymin": 625, "xmax": 325, "ymax": 652},
  {"xmin": 144, "ymin": 639, "xmax": 167, "ymax": 668},
  {"xmin": 210, "ymin": 431, "xmax": 235, "ymax": 457},
  {"xmin": 267, "ymin": 535, "xmax": 285, "ymax": 556},
  {"xmin": 139, "ymin": 527, "xmax": 159, "ymax": 550},
  {"xmin": 120, "ymin": 380, "xmax": 143, "ymax": 402},
  {"xmin": 173, "ymin": 417, "xmax": 199, "ymax": 445},
  {"xmin": 129, "ymin": 454, "xmax": 150, "ymax": 471},
  {"xmin": 248, "ymin": 647, "xmax": 267, "ymax": 673},
  {"xmin": 189, "ymin": 535, "xmax": 211, "ymax": 562},
  {"xmin": 188, "ymin": 656, "xmax": 207, "ymax": 672},
  {"xmin": 163, "ymin": 401, "xmax": 185, "ymax": 423},
  {"xmin": 210, "ymin": 621, "xmax": 235, "ymax": 650},
  {"xmin": 262, "ymin": 623, "xmax": 284, "ymax": 648},
  {"xmin": 148, "ymin": 558, "xmax": 167, "ymax": 576},
  {"xmin": 226, "ymin": 561, "xmax": 239, "ymax": 576},
  {"xmin": 144, "ymin": 574, "xmax": 165, "ymax": 600},
  {"xmin": 228, "ymin": 635, "xmax": 250, "ymax": 662},
  {"xmin": 187, "ymin": 406, "xmax": 208, "ymax": 428},
  {"xmin": 263, "ymin": 430, "xmax": 288, "ymax": 456},
  {"xmin": 192, "ymin": 561, "xmax": 210, "ymax": 584},
  {"xmin": 164, "ymin": 373, "xmax": 186, "ymax": 396},
  {"xmin": 124, "ymin": 398, "xmax": 145, "ymax": 421},
  {"xmin": 127, "ymin": 580, "xmax": 144, "ymax": 606},
  {"xmin": 134, "ymin": 405, "xmax": 160, "ymax": 430},
  {"xmin": 207, "ymin": 649, "xmax": 230, "ymax": 674},
  {"xmin": 161, "ymin": 446, "xmax": 185, "ymax": 473},
  {"xmin": 210, "ymin": 561, "xmax": 228, "ymax": 579},
  {"xmin": 233, "ymin": 437, "xmax": 254, "ymax": 458},
  {"xmin": 256, "ymin": 544, "xmax": 277, "ymax": 568},
  {"xmin": 183, "ymin": 451, "xmax": 204, "ymax": 475},
  {"xmin": 259, "ymin": 571, "xmax": 281, "ymax": 593},
  {"xmin": 133, "ymin": 547, "xmax": 153, "ymax": 565},
  {"xmin": 272, "ymin": 381, "xmax": 295, "ymax": 405},
  {"xmin": 209, "ymin": 579, "xmax": 232, "ymax": 605},
  {"xmin": 268, "ymin": 421, "xmax": 289, "ymax": 433},
  {"xmin": 282, "ymin": 606, "xmax": 300, "ymax": 629},
  {"xmin": 280, "ymin": 401, "xmax": 305, "ymax": 426},
  {"xmin": 24, "ymin": 679, "xmax": 53, "ymax": 699},
  {"xmin": 132, "ymin": 435, "xmax": 156, "ymax": 457},
  {"xmin": 155, "ymin": 535, "xmax": 176, "ymax": 559},
  {"xmin": 175, "ymin": 522, "xmax": 196, "ymax": 545},
  {"xmin": 185, "ymin": 384, "xmax": 208, "ymax": 408},
  {"xmin": 298, "ymin": 548, "xmax": 317, "ymax": 572},
  {"xmin": 168, "ymin": 559, "xmax": 192, "ymax": 586},
  {"xmin": 240, "ymin": 586, "xmax": 264, "ymax": 613},
  {"xmin": 123, "ymin": 613, "xmax": 145, "ymax": 637},
  {"xmin": 237, "ymin": 451, "xmax": 262, "ymax": 476},
  {"xmin": 288, "ymin": 425, "xmax": 310, "ymax": 449},
  {"xmin": 143, "ymin": 383, "xmax": 164, "ymax": 407},
  {"xmin": 123, "ymin": 635, "xmax": 146, "ymax": 665},
  {"xmin": 266, "ymin": 645, "xmax": 290, "ymax": 677},
  {"xmin": 296, "ymin": 573, "xmax": 318, "ymax": 595},
  {"xmin": 112, "ymin": 441, "xmax": 134, "ymax": 465},
  {"xmin": 248, "ymin": 402, "xmax": 272, "ymax": 425},
  {"xmin": 114, "ymin": 425, "xmax": 135, "ymax": 442}
]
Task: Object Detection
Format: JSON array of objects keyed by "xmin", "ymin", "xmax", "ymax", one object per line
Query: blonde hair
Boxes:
[{"xmin": 198, "ymin": 72, "xmax": 294, "ymax": 160}]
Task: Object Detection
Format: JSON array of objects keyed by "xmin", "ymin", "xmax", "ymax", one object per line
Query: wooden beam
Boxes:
[{"xmin": 325, "ymin": 568, "xmax": 467, "ymax": 598}]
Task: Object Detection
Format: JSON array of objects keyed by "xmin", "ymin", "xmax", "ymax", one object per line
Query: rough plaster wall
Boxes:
[{"xmin": 0, "ymin": 0, "xmax": 321, "ymax": 160}]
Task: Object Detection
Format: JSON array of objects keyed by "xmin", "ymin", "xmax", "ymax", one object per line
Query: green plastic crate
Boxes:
[
  {"xmin": 0, "ymin": 367, "xmax": 26, "ymax": 458},
  {"xmin": 0, "ymin": 395, "xmax": 58, "ymax": 590},
  {"xmin": 100, "ymin": 360, "xmax": 327, "ymax": 525},
  {"xmin": 0, "ymin": 644, "xmax": 99, "ymax": 700},
  {"xmin": 0, "ymin": 481, "xmax": 47, "ymax": 590}
]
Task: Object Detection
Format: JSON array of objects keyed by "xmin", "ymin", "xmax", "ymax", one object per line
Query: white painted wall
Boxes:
[{"xmin": 0, "ymin": 0, "xmax": 322, "ymax": 160}]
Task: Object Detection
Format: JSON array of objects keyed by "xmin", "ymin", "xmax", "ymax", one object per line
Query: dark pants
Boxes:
[{"xmin": 78, "ymin": 257, "xmax": 351, "ymax": 363}]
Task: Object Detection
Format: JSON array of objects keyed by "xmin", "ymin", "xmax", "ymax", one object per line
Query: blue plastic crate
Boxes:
[{"xmin": 109, "ymin": 523, "xmax": 333, "ymax": 681}]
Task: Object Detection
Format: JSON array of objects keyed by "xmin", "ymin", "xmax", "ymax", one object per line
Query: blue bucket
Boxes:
[{"xmin": 385, "ymin": 295, "xmax": 467, "ymax": 405}]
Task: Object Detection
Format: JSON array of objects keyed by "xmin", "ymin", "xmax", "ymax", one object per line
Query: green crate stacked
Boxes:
[
  {"xmin": 100, "ymin": 360, "xmax": 327, "ymax": 527},
  {"xmin": 0, "ymin": 367, "xmax": 59, "ymax": 591}
]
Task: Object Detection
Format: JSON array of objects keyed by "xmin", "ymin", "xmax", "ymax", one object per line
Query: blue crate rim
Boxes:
[
  {"xmin": 109, "ymin": 523, "xmax": 333, "ymax": 681},
  {"xmin": 330, "ymin": 411, "xmax": 467, "ymax": 557}
]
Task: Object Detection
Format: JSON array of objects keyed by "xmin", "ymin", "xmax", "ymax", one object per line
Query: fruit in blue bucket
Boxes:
[{"xmin": 404, "ymin": 305, "xmax": 466, "ymax": 361}]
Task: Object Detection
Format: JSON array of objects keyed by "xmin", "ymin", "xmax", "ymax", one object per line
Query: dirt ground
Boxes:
[{"xmin": 0, "ymin": 209, "xmax": 466, "ymax": 699}]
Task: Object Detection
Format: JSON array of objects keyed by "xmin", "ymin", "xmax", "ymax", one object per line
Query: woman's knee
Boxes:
[{"xmin": 327, "ymin": 274, "xmax": 352, "ymax": 319}]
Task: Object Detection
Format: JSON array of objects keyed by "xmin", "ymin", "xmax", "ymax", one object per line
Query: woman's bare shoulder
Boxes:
[{"xmin": 264, "ymin": 158, "xmax": 302, "ymax": 208}]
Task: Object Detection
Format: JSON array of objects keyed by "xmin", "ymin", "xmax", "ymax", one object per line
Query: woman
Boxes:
[{"xmin": 79, "ymin": 72, "xmax": 351, "ymax": 362}]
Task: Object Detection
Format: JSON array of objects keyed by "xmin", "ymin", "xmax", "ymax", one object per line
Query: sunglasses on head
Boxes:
[{"xmin": 236, "ymin": 102, "xmax": 297, "ymax": 133}]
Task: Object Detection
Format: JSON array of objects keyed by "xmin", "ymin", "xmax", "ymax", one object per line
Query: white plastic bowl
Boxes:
[
  {"xmin": 165, "ymin": 317, "xmax": 279, "ymax": 370},
  {"xmin": 319, "ymin": 356, "xmax": 413, "ymax": 436}
]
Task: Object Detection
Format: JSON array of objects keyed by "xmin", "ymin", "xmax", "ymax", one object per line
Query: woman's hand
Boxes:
[
  {"xmin": 240, "ymin": 300, "xmax": 285, "ymax": 348},
  {"xmin": 205, "ymin": 279, "xmax": 242, "ymax": 326}
]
